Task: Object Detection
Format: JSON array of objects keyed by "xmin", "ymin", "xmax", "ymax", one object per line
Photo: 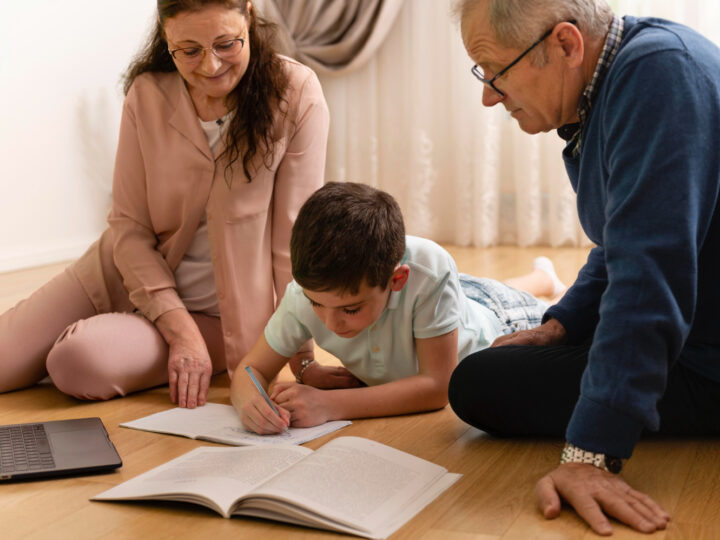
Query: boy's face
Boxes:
[
  {"xmin": 302, "ymin": 266, "xmax": 410, "ymax": 339},
  {"xmin": 303, "ymin": 282, "xmax": 391, "ymax": 339}
]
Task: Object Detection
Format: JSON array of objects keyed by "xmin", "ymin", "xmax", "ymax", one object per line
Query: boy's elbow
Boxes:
[{"xmin": 423, "ymin": 388, "xmax": 449, "ymax": 410}]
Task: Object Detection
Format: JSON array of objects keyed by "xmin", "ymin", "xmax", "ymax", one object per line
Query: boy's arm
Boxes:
[
  {"xmin": 271, "ymin": 329, "xmax": 458, "ymax": 425},
  {"xmin": 230, "ymin": 334, "xmax": 292, "ymax": 434}
]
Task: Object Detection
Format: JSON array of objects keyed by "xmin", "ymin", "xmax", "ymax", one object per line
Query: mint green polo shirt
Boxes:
[{"xmin": 264, "ymin": 236, "xmax": 502, "ymax": 386}]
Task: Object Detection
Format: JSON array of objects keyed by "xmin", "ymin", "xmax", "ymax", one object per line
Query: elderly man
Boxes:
[{"xmin": 450, "ymin": 0, "xmax": 720, "ymax": 535}]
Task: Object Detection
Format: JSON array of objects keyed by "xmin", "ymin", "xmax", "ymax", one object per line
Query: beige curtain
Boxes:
[{"xmin": 254, "ymin": 0, "xmax": 405, "ymax": 75}]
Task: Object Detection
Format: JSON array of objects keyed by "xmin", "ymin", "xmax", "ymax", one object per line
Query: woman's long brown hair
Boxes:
[{"xmin": 124, "ymin": 0, "xmax": 289, "ymax": 184}]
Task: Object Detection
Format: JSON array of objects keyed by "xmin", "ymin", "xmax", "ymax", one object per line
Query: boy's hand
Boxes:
[
  {"xmin": 300, "ymin": 363, "xmax": 365, "ymax": 389},
  {"xmin": 271, "ymin": 383, "xmax": 330, "ymax": 427},
  {"xmin": 238, "ymin": 392, "xmax": 290, "ymax": 435}
]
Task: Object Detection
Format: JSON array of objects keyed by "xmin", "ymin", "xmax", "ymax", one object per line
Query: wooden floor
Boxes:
[{"xmin": 1, "ymin": 246, "xmax": 719, "ymax": 539}]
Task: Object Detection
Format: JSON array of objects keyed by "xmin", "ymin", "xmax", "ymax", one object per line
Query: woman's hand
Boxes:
[
  {"xmin": 166, "ymin": 339, "xmax": 213, "ymax": 408},
  {"xmin": 155, "ymin": 309, "xmax": 213, "ymax": 408},
  {"xmin": 300, "ymin": 362, "xmax": 365, "ymax": 389}
]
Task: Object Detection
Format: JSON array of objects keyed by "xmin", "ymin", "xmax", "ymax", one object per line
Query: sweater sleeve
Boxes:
[
  {"xmin": 270, "ymin": 68, "xmax": 330, "ymax": 305},
  {"xmin": 108, "ymin": 84, "xmax": 185, "ymax": 321},
  {"xmin": 543, "ymin": 245, "xmax": 606, "ymax": 344},
  {"xmin": 566, "ymin": 46, "xmax": 720, "ymax": 458}
]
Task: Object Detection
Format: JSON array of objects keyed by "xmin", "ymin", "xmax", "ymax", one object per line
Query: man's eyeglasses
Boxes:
[
  {"xmin": 471, "ymin": 22, "xmax": 571, "ymax": 98},
  {"xmin": 169, "ymin": 37, "xmax": 245, "ymax": 65}
]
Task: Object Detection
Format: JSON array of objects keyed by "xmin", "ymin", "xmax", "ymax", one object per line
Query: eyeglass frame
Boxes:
[
  {"xmin": 168, "ymin": 37, "xmax": 245, "ymax": 64},
  {"xmin": 471, "ymin": 21, "xmax": 575, "ymax": 97}
]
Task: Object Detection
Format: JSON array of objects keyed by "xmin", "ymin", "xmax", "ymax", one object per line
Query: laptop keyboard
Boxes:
[{"xmin": 0, "ymin": 424, "xmax": 55, "ymax": 473}]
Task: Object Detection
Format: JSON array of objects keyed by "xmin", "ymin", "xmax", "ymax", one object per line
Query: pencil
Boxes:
[{"xmin": 244, "ymin": 366, "xmax": 285, "ymax": 422}]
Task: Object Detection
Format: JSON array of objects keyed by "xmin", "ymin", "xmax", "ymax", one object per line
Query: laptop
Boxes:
[{"xmin": 0, "ymin": 417, "xmax": 122, "ymax": 481}]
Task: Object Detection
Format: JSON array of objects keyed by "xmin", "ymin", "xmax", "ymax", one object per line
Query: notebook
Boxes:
[{"xmin": 0, "ymin": 417, "xmax": 122, "ymax": 481}]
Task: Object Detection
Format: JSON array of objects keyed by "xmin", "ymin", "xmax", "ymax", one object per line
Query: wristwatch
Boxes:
[
  {"xmin": 295, "ymin": 358, "xmax": 315, "ymax": 384},
  {"xmin": 560, "ymin": 442, "xmax": 624, "ymax": 474}
]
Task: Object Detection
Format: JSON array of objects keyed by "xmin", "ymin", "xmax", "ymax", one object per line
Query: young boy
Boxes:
[{"xmin": 231, "ymin": 182, "xmax": 563, "ymax": 433}]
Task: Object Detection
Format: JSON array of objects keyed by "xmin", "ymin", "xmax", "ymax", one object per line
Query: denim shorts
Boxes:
[{"xmin": 459, "ymin": 274, "xmax": 549, "ymax": 335}]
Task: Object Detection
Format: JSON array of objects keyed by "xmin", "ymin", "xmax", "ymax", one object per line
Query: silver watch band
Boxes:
[
  {"xmin": 560, "ymin": 442, "xmax": 623, "ymax": 473},
  {"xmin": 295, "ymin": 358, "xmax": 315, "ymax": 384}
]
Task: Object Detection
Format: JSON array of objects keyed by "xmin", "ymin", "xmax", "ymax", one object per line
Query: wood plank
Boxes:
[{"xmin": 2, "ymin": 247, "xmax": 719, "ymax": 539}]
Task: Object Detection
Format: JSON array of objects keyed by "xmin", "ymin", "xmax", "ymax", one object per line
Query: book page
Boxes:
[
  {"xmin": 93, "ymin": 445, "xmax": 311, "ymax": 517},
  {"xmin": 246, "ymin": 436, "xmax": 459, "ymax": 535},
  {"xmin": 120, "ymin": 403, "xmax": 351, "ymax": 446}
]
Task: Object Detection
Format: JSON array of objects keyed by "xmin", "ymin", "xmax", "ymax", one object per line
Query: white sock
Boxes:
[{"xmin": 533, "ymin": 256, "xmax": 567, "ymax": 297}]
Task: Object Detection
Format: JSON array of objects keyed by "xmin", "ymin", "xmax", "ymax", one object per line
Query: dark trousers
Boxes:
[{"xmin": 448, "ymin": 344, "xmax": 720, "ymax": 438}]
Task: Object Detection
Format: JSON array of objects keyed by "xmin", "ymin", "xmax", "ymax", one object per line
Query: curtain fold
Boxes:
[
  {"xmin": 258, "ymin": 0, "xmax": 720, "ymax": 248},
  {"xmin": 255, "ymin": 0, "xmax": 405, "ymax": 75}
]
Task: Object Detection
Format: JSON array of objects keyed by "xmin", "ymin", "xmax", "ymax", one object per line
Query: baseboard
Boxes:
[{"xmin": 0, "ymin": 238, "xmax": 96, "ymax": 273}]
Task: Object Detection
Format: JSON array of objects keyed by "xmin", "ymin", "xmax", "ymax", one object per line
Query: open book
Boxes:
[
  {"xmin": 120, "ymin": 402, "xmax": 350, "ymax": 446},
  {"xmin": 93, "ymin": 436, "xmax": 460, "ymax": 539}
]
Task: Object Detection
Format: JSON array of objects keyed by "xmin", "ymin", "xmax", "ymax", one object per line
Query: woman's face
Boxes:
[{"xmin": 164, "ymin": 4, "xmax": 251, "ymax": 99}]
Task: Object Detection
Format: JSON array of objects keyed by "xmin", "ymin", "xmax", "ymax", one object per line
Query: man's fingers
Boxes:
[
  {"xmin": 627, "ymin": 488, "xmax": 670, "ymax": 522},
  {"xmin": 595, "ymin": 490, "xmax": 657, "ymax": 534},
  {"xmin": 535, "ymin": 475, "xmax": 562, "ymax": 519},
  {"xmin": 566, "ymin": 494, "xmax": 613, "ymax": 536},
  {"xmin": 596, "ymin": 487, "xmax": 668, "ymax": 533}
]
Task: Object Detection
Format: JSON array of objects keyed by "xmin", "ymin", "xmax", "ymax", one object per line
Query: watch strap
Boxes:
[
  {"xmin": 560, "ymin": 442, "xmax": 623, "ymax": 474},
  {"xmin": 295, "ymin": 358, "xmax": 315, "ymax": 384}
]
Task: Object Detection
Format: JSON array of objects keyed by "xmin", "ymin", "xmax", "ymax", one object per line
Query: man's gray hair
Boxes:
[{"xmin": 456, "ymin": 0, "xmax": 614, "ymax": 63}]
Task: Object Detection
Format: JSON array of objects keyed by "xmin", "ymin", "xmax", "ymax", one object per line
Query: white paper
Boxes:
[{"xmin": 120, "ymin": 402, "xmax": 351, "ymax": 446}]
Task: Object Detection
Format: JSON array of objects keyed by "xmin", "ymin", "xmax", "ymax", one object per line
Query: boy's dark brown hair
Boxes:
[{"xmin": 291, "ymin": 182, "xmax": 406, "ymax": 294}]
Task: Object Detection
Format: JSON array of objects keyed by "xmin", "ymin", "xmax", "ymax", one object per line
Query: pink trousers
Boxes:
[{"xmin": 0, "ymin": 267, "xmax": 226, "ymax": 399}]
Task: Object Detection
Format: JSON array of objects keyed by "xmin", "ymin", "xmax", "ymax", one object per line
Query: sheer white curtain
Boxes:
[{"xmin": 318, "ymin": 0, "xmax": 720, "ymax": 247}]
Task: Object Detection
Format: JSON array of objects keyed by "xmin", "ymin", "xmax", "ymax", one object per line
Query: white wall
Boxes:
[
  {"xmin": 3, "ymin": 1, "xmax": 720, "ymax": 272},
  {"xmin": 0, "ymin": 1, "xmax": 156, "ymax": 272}
]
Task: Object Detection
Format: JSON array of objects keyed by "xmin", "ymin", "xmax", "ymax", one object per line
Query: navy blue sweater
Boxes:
[{"xmin": 545, "ymin": 17, "xmax": 720, "ymax": 458}]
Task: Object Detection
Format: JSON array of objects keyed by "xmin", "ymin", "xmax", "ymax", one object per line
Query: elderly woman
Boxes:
[{"xmin": 0, "ymin": 0, "xmax": 329, "ymax": 408}]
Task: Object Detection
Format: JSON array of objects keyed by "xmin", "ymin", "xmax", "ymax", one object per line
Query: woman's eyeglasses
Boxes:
[{"xmin": 169, "ymin": 37, "xmax": 245, "ymax": 65}]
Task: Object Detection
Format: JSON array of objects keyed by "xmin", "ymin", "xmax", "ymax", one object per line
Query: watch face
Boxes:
[{"xmin": 605, "ymin": 456, "xmax": 623, "ymax": 474}]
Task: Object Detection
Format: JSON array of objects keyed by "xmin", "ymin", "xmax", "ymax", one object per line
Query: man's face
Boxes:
[{"xmin": 461, "ymin": 4, "xmax": 567, "ymax": 134}]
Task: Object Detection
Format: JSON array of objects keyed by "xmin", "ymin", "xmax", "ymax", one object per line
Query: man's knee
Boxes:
[{"xmin": 448, "ymin": 349, "xmax": 513, "ymax": 436}]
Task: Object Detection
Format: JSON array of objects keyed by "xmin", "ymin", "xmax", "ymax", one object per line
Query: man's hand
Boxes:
[
  {"xmin": 536, "ymin": 463, "xmax": 670, "ymax": 535},
  {"xmin": 270, "ymin": 383, "xmax": 331, "ymax": 427},
  {"xmin": 300, "ymin": 362, "xmax": 365, "ymax": 389},
  {"xmin": 492, "ymin": 317, "xmax": 567, "ymax": 347}
]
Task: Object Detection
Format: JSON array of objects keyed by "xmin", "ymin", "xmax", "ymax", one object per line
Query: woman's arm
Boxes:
[
  {"xmin": 108, "ymin": 82, "xmax": 210, "ymax": 406},
  {"xmin": 107, "ymin": 92, "xmax": 186, "ymax": 321},
  {"xmin": 270, "ymin": 69, "xmax": 330, "ymax": 299}
]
